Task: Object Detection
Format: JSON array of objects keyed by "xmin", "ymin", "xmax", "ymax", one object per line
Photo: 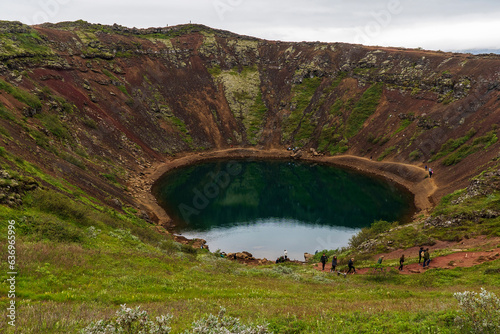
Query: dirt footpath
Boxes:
[{"xmin": 315, "ymin": 236, "xmax": 500, "ymax": 275}]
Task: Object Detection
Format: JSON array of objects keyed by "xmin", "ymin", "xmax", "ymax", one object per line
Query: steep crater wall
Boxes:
[{"xmin": 0, "ymin": 20, "xmax": 499, "ymax": 217}]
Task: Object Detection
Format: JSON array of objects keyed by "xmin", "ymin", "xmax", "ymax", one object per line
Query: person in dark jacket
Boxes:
[
  {"xmin": 347, "ymin": 258, "xmax": 356, "ymax": 274},
  {"xmin": 330, "ymin": 256, "xmax": 338, "ymax": 273},
  {"xmin": 418, "ymin": 247, "xmax": 424, "ymax": 264},
  {"xmin": 423, "ymin": 249, "xmax": 431, "ymax": 268},
  {"xmin": 399, "ymin": 254, "xmax": 405, "ymax": 271},
  {"xmin": 320, "ymin": 253, "xmax": 327, "ymax": 270}
]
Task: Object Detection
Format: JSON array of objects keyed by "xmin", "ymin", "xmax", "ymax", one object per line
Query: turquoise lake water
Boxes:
[{"xmin": 153, "ymin": 159, "xmax": 414, "ymax": 260}]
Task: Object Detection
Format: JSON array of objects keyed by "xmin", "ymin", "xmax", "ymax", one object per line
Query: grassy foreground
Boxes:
[
  {"xmin": 0, "ymin": 151, "xmax": 499, "ymax": 333},
  {"xmin": 0, "ymin": 189, "xmax": 498, "ymax": 333}
]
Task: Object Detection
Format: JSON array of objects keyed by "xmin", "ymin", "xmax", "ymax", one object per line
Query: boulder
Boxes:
[
  {"xmin": 290, "ymin": 149, "xmax": 302, "ymax": 159},
  {"xmin": 235, "ymin": 252, "xmax": 254, "ymax": 260},
  {"xmin": 309, "ymin": 148, "xmax": 321, "ymax": 156},
  {"xmin": 242, "ymin": 251, "xmax": 253, "ymax": 258},
  {"xmin": 192, "ymin": 238, "xmax": 208, "ymax": 250},
  {"xmin": 304, "ymin": 253, "xmax": 314, "ymax": 262},
  {"xmin": 226, "ymin": 252, "xmax": 254, "ymax": 260}
]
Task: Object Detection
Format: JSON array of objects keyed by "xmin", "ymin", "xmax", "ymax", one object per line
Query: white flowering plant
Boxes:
[
  {"xmin": 185, "ymin": 307, "xmax": 269, "ymax": 334},
  {"xmin": 454, "ymin": 288, "xmax": 500, "ymax": 333},
  {"xmin": 82, "ymin": 304, "xmax": 172, "ymax": 334},
  {"xmin": 82, "ymin": 305, "xmax": 268, "ymax": 334}
]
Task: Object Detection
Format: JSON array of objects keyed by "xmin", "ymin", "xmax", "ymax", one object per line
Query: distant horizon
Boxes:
[
  {"xmin": 19, "ymin": 19, "xmax": 500, "ymax": 55},
  {"xmin": 2, "ymin": 0, "xmax": 500, "ymax": 53}
]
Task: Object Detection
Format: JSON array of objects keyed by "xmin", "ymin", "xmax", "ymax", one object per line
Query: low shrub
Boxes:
[
  {"xmin": 454, "ymin": 288, "xmax": 500, "ymax": 333},
  {"xmin": 29, "ymin": 190, "xmax": 91, "ymax": 226},
  {"xmin": 82, "ymin": 304, "xmax": 171, "ymax": 334},
  {"xmin": 18, "ymin": 215, "xmax": 83, "ymax": 243},
  {"xmin": 187, "ymin": 307, "xmax": 269, "ymax": 334},
  {"xmin": 82, "ymin": 305, "xmax": 269, "ymax": 334},
  {"xmin": 349, "ymin": 220, "xmax": 393, "ymax": 249},
  {"xmin": 409, "ymin": 149, "xmax": 422, "ymax": 161}
]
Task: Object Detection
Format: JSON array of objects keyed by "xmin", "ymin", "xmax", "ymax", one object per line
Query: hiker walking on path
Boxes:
[
  {"xmin": 320, "ymin": 253, "xmax": 327, "ymax": 270},
  {"xmin": 418, "ymin": 247, "xmax": 424, "ymax": 264},
  {"xmin": 399, "ymin": 254, "xmax": 405, "ymax": 271},
  {"xmin": 423, "ymin": 248, "xmax": 431, "ymax": 268},
  {"xmin": 429, "ymin": 168, "xmax": 433, "ymax": 178},
  {"xmin": 330, "ymin": 256, "xmax": 338, "ymax": 273},
  {"xmin": 347, "ymin": 258, "xmax": 356, "ymax": 274},
  {"xmin": 375, "ymin": 256, "xmax": 384, "ymax": 271}
]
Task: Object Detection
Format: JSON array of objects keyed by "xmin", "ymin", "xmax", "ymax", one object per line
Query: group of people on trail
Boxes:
[
  {"xmin": 318, "ymin": 247, "xmax": 431, "ymax": 274},
  {"xmin": 320, "ymin": 253, "xmax": 356, "ymax": 275},
  {"xmin": 419, "ymin": 247, "xmax": 431, "ymax": 268},
  {"xmin": 374, "ymin": 255, "xmax": 404, "ymax": 271},
  {"xmin": 375, "ymin": 255, "xmax": 405, "ymax": 271}
]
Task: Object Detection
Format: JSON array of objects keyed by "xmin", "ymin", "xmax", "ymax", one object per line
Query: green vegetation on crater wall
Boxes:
[
  {"xmin": 74, "ymin": 30, "xmax": 99, "ymax": 45},
  {"xmin": 207, "ymin": 64, "xmax": 222, "ymax": 76},
  {"xmin": 393, "ymin": 119, "xmax": 412, "ymax": 136},
  {"xmin": 69, "ymin": 29, "xmax": 115, "ymax": 59},
  {"xmin": 288, "ymin": 74, "xmax": 349, "ymax": 146},
  {"xmin": 0, "ymin": 148, "xmax": 76, "ymax": 194},
  {"xmin": 409, "ymin": 149, "xmax": 423, "ymax": 161},
  {"xmin": 200, "ymin": 31, "xmax": 258, "ymax": 68},
  {"xmin": 329, "ymin": 99, "xmax": 343, "ymax": 115},
  {"xmin": 318, "ymin": 125, "xmax": 336, "ymax": 152},
  {"xmin": 441, "ymin": 130, "xmax": 498, "ymax": 166},
  {"xmin": 227, "ymin": 38, "xmax": 259, "ymax": 57},
  {"xmin": 117, "ymin": 85, "xmax": 131, "ymax": 97},
  {"xmin": 377, "ymin": 145, "xmax": 397, "ymax": 161},
  {"xmin": 291, "ymin": 77, "xmax": 322, "ymax": 114},
  {"xmin": 40, "ymin": 86, "xmax": 75, "ymax": 114},
  {"xmin": 430, "ymin": 128, "xmax": 477, "ymax": 162},
  {"xmin": 211, "ymin": 65, "xmax": 264, "ymax": 144},
  {"xmin": 330, "ymin": 71, "xmax": 347, "ymax": 90},
  {"xmin": 0, "ymin": 79, "xmax": 42, "ymax": 110},
  {"xmin": 319, "ymin": 83, "xmax": 382, "ymax": 154},
  {"xmin": 318, "ymin": 125, "xmax": 348, "ymax": 154},
  {"xmin": 144, "ymin": 24, "xmax": 213, "ymax": 40},
  {"xmin": 345, "ymin": 82, "xmax": 383, "ymax": 138},
  {"xmin": 0, "ymin": 102, "xmax": 16, "ymax": 121},
  {"xmin": 427, "ymin": 127, "xmax": 499, "ymax": 166},
  {"xmin": 0, "ymin": 25, "xmax": 53, "ymax": 59},
  {"xmin": 283, "ymin": 77, "xmax": 322, "ymax": 141},
  {"xmin": 170, "ymin": 115, "xmax": 193, "ymax": 145},
  {"xmin": 246, "ymin": 91, "xmax": 268, "ymax": 144},
  {"xmin": 429, "ymin": 177, "xmax": 500, "ymax": 240},
  {"xmin": 294, "ymin": 113, "xmax": 315, "ymax": 146},
  {"xmin": 35, "ymin": 113, "xmax": 71, "ymax": 141},
  {"xmin": 198, "ymin": 32, "xmax": 219, "ymax": 58},
  {"xmin": 102, "ymin": 69, "xmax": 121, "ymax": 82},
  {"xmin": 45, "ymin": 20, "xmax": 113, "ymax": 33}
]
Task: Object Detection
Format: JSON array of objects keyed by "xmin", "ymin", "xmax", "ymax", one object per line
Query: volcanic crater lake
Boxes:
[{"xmin": 153, "ymin": 159, "xmax": 415, "ymax": 260}]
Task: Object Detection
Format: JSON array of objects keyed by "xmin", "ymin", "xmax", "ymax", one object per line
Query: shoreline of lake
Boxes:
[{"xmin": 132, "ymin": 148, "xmax": 437, "ymax": 233}]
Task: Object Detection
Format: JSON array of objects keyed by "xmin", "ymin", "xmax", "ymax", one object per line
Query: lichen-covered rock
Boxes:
[{"xmin": 0, "ymin": 170, "xmax": 39, "ymax": 206}]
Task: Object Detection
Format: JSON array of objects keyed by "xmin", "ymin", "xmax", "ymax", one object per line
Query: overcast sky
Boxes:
[{"xmin": 3, "ymin": 0, "xmax": 500, "ymax": 51}]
